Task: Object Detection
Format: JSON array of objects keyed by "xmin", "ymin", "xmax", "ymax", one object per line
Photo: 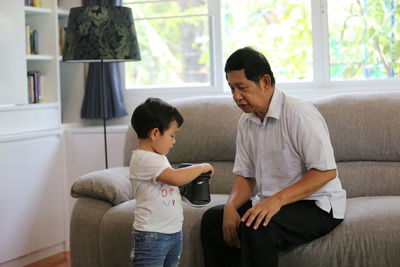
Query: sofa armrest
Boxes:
[{"xmin": 71, "ymin": 167, "xmax": 132, "ymax": 205}]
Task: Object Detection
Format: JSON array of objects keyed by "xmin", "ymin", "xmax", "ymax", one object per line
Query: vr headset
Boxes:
[{"xmin": 178, "ymin": 163, "xmax": 211, "ymax": 207}]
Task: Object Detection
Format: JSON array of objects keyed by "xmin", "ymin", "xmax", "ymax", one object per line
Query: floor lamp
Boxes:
[{"xmin": 63, "ymin": 5, "xmax": 141, "ymax": 168}]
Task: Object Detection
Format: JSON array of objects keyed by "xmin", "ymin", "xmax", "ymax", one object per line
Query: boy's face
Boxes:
[{"xmin": 153, "ymin": 121, "xmax": 179, "ymax": 155}]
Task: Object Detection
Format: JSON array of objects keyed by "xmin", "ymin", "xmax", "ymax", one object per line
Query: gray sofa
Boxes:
[{"xmin": 70, "ymin": 92, "xmax": 400, "ymax": 267}]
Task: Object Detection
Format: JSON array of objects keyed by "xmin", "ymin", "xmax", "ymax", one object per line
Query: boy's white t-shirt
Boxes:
[{"xmin": 130, "ymin": 149, "xmax": 183, "ymax": 234}]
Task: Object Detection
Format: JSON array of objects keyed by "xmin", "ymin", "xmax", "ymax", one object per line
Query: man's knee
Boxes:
[
  {"xmin": 239, "ymin": 221, "xmax": 275, "ymax": 244},
  {"xmin": 201, "ymin": 205, "xmax": 225, "ymax": 251},
  {"xmin": 239, "ymin": 221, "xmax": 258, "ymax": 236},
  {"xmin": 239, "ymin": 221, "xmax": 262, "ymax": 233},
  {"xmin": 201, "ymin": 204, "xmax": 224, "ymax": 227}
]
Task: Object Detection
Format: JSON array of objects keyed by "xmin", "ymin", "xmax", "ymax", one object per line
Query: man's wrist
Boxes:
[
  {"xmin": 273, "ymin": 192, "xmax": 287, "ymax": 207},
  {"xmin": 224, "ymin": 202, "xmax": 235, "ymax": 210}
]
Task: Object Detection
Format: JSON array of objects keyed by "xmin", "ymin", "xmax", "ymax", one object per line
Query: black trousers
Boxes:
[{"xmin": 201, "ymin": 200, "xmax": 343, "ymax": 267}]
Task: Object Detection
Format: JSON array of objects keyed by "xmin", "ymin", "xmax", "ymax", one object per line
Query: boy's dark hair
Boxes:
[
  {"xmin": 131, "ymin": 97, "xmax": 184, "ymax": 139},
  {"xmin": 224, "ymin": 46, "xmax": 275, "ymax": 86}
]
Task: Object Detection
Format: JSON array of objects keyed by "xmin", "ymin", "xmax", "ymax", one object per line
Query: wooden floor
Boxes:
[{"xmin": 24, "ymin": 252, "xmax": 71, "ymax": 267}]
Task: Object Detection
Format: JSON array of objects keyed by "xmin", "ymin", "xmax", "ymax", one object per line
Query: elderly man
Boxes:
[{"xmin": 201, "ymin": 47, "xmax": 346, "ymax": 267}]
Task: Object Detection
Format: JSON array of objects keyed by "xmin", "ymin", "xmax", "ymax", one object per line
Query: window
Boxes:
[
  {"xmin": 123, "ymin": 0, "xmax": 211, "ymax": 89},
  {"xmin": 328, "ymin": 0, "xmax": 399, "ymax": 80},
  {"xmin": 221, "ymin": 0, "xmax": 313, "ymax": 82},
  {"xmin": 123, "ymin": 0, "xmax": 399, "ymax": 92}
]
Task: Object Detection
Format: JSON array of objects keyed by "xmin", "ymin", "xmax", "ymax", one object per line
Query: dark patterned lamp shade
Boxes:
[
  {"xmin": 63, "ymin": 5, "xmax": 141, "ymax": 62},
  {"xmin": 62, "ymin": 5, "xmax": 140, "ymax": 169}
]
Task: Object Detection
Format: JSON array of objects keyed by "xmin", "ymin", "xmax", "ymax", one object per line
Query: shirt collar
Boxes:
[
  {"xmin": 246, "ymin": 88, "xmax": 283, "ymax": 126},
  {"xmin": 266, "ymin": 88, "xmax": 283, "ymax": 120}
]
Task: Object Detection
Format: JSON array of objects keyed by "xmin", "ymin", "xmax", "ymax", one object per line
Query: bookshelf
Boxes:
[
  {"xmin": 24, "ymin": 5, "xmax": 52, "ymax": 14},
  {"xmin": 0, "ymin": 1, "xmax": 75, "ymax": 265},
  {"xmin": 26, "ymin": 54, "xmax": 53, "ymax": 60},
  {"xmin": 0, "ymin": 0, "xmax": 69, "ymax": 136},
  {"xmin": 25, "ymin": 1, "xmax": 59, "ymax": 106}
]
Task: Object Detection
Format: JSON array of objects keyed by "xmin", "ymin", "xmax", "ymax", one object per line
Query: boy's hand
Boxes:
[{"xmin": 200, "ymin": 163, "xmax": 214, "ymax": 176}]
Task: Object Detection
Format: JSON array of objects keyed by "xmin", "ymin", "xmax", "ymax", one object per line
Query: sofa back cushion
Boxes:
[
  {"xmin": 312, "ymin": 92, "xmax": 400, "ymax": 162},
  {"xmin": 124, "ymin": 95, "xmax": 241, "ymax": 166},
  {"xmin": 124, "ymin": 92, "xmax": 400, "ymax": 197},
  {"xmin": 168, "ymin": 96, "xmax": 242, "ymax": 163},
  {"xmin": 313, "ymin": 92, "xmax": 400, "ymax": 197},
  {"xmin": 337, "ymin": 161, "xmax": 400, "ymax": 198}
]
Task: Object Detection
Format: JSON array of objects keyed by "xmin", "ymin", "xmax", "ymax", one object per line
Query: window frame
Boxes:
[
  {"xmin": 122, "ymin": 0, "xmax": 225, "ymax": 96},
  {"xmin": 122, "ymin": 0, "xmax": 400, "ymax": 100}
]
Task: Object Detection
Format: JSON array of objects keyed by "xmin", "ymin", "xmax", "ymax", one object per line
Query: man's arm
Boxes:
[
  {"xmin": 241, "ymin": 168, "xmax": 336, "ymax": 230},
  {"xmin": 223, "ymin": 175, "xmax": 256, "ymax": 248}
]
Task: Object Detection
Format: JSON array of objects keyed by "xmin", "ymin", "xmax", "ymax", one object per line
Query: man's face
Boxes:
[{"xmin": 227, "ymin": 69, "xmax": 270, "ymax": 117}]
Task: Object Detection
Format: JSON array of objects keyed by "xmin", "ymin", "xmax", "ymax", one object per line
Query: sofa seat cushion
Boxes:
[
  {"xmin": 98, "ymin": 194, "xmax": 229, "ymax": 267},
  {"xmin": 100, "ymin": 200, "xmax": 136, "ymax": 267},
  {"xmin": 181, "ymin": 194, "xmax": 230, "ymax": 267},
  {"xmin": 280, "ymin": 196, "xmax": 400, "ymax": 267},
  {"xmin": 96, "ymin": 195, "xmax": 400, "ymax": 267}
]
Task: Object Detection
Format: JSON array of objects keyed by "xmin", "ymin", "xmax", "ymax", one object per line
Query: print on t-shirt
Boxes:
[{"xmin": 160, "ymin": 183, "xmax": 181, "ymax": 207}]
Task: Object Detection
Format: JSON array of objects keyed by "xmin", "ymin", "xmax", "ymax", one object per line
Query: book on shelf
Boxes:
[
  {"xmin": 27, "ymin": 71, "xmax": 44, "ymax": 104},
  {"xmin": 25, "ymin": 25, "xmax": 38, "ymax": 55},
  {"xmin": 59, "ymin": 26, "xmax": 67, "ymax": 55},
  {"xmin": 25, "ymin": 25, "xmax": 31, "ymax": 54},
  {"xmin": 25, "ymin": 0, "xmax": 41, "ymax": 7}
]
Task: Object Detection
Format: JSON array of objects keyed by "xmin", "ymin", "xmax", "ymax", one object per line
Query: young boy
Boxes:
[{"xmin": 129, "ymin": 97, "xmax": 214, "ymax": 267}]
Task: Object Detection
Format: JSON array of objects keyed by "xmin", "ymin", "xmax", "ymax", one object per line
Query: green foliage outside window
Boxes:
[
  {"xmin": 124, "ymin": 0, "xmax": 209, "ymax": 88},
  {"xmin": 329, "ymin": 0, "xmax": 399, "ymax": 79},
  {"xmin": 221, "ymin": 0, "xmax": 313, "ymax": 82},
  {"xmin": 123, "ymin": 0, "xmax": 399, "ymax": 89}
]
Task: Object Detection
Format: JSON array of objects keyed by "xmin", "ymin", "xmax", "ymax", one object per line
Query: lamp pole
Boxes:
[{"xmin": 100, "ymin": 59, "xmax": 109, "ymax": 169}]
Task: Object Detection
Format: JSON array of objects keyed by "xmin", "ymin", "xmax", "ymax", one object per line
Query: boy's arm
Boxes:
[{"xmin": 157, "ymin": 163, "xmax": 214, "ymax": 186}]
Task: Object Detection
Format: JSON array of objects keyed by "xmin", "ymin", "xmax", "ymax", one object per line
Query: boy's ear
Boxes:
[{"xmin": 149, "ymin": 128, "xmax": 160, "ymax": 141}]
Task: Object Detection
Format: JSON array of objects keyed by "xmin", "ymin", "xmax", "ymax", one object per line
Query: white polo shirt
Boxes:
[{"xmin": 233, "ymin": 89, "xmax": 346, "ymax": 219}]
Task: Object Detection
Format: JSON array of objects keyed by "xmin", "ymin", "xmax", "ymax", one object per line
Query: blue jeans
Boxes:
[{"xmin": 131, "ymin": 229, "xmax": 182, "ymax": 267}]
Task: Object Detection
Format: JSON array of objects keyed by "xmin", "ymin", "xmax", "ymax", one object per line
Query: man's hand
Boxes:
[
  {"xmin": 223, "ymin": 204, "xmax": 241, "ymax": 248},
  {"xmin": 241, "ymin": 195, "xmax": 283, "ymax": 230}
]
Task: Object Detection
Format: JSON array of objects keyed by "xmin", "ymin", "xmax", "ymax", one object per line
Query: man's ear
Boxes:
[
  {"xmin": 261, "ymin": 74, "xmax": 272, "ymax": 90},
  {"xmin": 149, "ymin": 128, "xmax": 160, "ymax": 141}
]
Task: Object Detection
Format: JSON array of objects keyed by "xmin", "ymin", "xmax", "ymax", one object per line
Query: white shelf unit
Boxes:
[
  {"xmin": 26, "ymin": 54, "xmax": 53, "ymax": 60},
  {"xmin": 0, "ymin": 1, "xmax": 75, "ymax": 265},
  {"xmin": 57, "ymin": 8, "xmax": 70, "ymax": 17},
  {"xmin": 0, "ymin": 0, "xmax": 67, "ymax": 135},
  {"xmin": 24, "ymin": 5, "xmax": 52, "ymax": 14},
  {"xmin": 0, "ymin": 132, "xmax": 65, "ymax": 264}
]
